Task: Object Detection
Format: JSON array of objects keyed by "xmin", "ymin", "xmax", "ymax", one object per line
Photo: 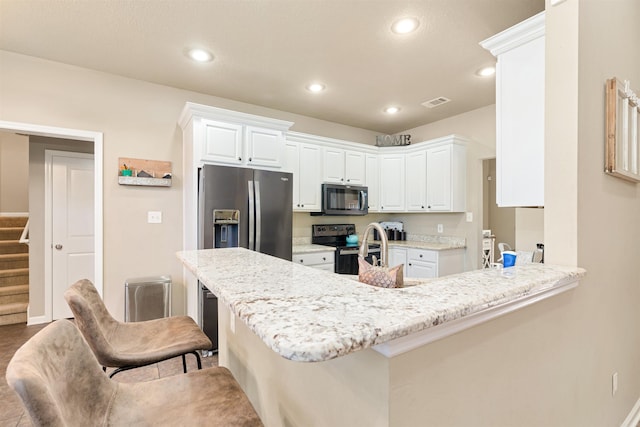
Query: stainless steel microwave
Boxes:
[{"xmin": 319, "ymin": 183, "xmax": 368, "ymax": 216}]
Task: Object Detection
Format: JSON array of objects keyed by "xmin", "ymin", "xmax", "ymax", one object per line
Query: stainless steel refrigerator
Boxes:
[
  {"xmin": 197, "ymin": 164, "xmax": 293, "ymax": 352},
  {"xmin": 198, "ymin": 164, "xmax": 293, "ymax": 259}
]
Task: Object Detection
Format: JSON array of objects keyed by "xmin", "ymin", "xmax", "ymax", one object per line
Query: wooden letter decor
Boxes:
[{"xmin": 606, "ymin": 78, "xmax": 640, "ymax": 182}]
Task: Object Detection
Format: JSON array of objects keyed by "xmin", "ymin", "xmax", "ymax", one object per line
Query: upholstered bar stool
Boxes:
[
  {"xmin": 64, "ymin": 279, "xmax": 212, "ymax": 377},
  {"xmin": 6, "ymin": 319, "xmax": 263, "ymax": 426}
]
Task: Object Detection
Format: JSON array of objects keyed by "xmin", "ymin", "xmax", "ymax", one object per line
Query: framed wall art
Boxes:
[{"xmin": 605, "ymin": 77, "xmax": 640, "ymax": 183}]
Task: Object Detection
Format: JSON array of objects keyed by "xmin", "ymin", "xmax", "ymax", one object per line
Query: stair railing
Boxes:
[{"xmin": 19, "ymin": 219, "xmax": 29, "ymax": 245}]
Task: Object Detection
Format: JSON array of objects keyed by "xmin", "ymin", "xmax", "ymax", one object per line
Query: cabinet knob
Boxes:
[
  {"xmin": 421, "ymin": 205, "xmax": 424, "ymax": 209},
  {"xmin": 409, "ymin": 263, "xmax": 412, "ymax": 266},
  {"xmin": 301, "ymin": 204, "xmax": 304, "ymax": 207},
  {"xmin": 347, "ymin": 179, "xmax": 350, "ymax": 182},
  {"xmin": 238, "ymin": 157, "xmax": 242, "ymax": 161},
  {"xmin": 427, "ymin": 205, "xmax": 431, "ymax": 209},
  {"xmin": 341, "ymin": 178, "xmax": 344, "ymax": 181},
  {"xmin": 299, "ymin": 259, "xmax": 304, "ymax": 263},
  {"xmin": 419, "ymin": 254, "xmax": 423, "ymax": 258},
  {"xmin": 322, "ymin": 257, "xmax": 326, "ymax": 261},
  {"xmin": 249, "ymin": 157, "xmax": 252, "ymax": 162},
  {"xmin": 297, "ymin": 204, "xmax": 300, "ymax": 207}
]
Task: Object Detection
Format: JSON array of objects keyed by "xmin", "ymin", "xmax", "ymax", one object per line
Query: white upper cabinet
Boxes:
[
  {"xmin": 405, "ymin": 149, "xmax": 427, "ymax": 211},
  {"xmin": 322, "ymin": 147, "xmax": 345, "ymax": 183},
  {"xmin": 379, "ymin": 152, "xmax": 406, "ymax": 212},
  {"xmin": 285, "ymin": 136, "xmax": 322, "ymax": 212},
  {"xmin": 365, "ymin": 154, "xmax": 379, "ymax": 211},
  {"xmin": 481, "ymin": 12, "xmax": 545, "ymax": 207},
  {"xmin": 344, "ymin": 150, "xmax": 366, "ymax": 185},
  {"xmin": 201, "ymin": 119, "xmax": 244, "ymax": 165},
  {"xmin": 245, "ymin": 126, "xmax": 285, "ymax": 168},
  {"xmin": 322, "ymin": 147, "xmax": 366, "ymax": 185},
  {"xmin": 426, "ymin": 141, "xmax": 466, "ymax": 212},
  {"xmin": 179, "ymin": 102, "xmax": 294, "ymax": 170}
]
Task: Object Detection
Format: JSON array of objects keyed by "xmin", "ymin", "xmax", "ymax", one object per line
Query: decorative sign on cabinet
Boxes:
[{"xmin": 481, "ymin": 11, "xmax": 545, "ymax": 208}]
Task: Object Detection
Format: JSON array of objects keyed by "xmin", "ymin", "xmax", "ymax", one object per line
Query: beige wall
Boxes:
[
  {"xmin": 486, "ymin": 158, "xmax": 516, "ymax": 252},
  {"xmin": 0, "ymin": 131, "xmax": 29, "ymax": 213},
  {"xmin": 389, "ymin": 1, "xmax": 640, "ymax": 425},
  {"xmin": 515, "ymin": 208, "xmax": 544, "ymax": 251},
  {"xmin": 0, "ymin": 50, "xmax": 378, "ymax": 320}
]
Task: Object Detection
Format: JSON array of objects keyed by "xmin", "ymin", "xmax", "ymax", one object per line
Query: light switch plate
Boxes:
[
  {"xmin": 148, "ymin": 211, "xmax": 162, "ymax": 224},
  {"xmin": 466, "ymin": 212, "xmax": 473, "ymax": 222}
]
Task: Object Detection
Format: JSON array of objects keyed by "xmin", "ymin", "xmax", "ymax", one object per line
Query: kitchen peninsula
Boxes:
[{"xmin": 178, "ymin": 248, "xmax": 584, "ymax": 426}]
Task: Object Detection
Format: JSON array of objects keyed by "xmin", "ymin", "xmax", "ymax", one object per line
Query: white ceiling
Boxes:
[{"xmin": 0, "ymin": 0, "xmax": 544, "ymax": 134}]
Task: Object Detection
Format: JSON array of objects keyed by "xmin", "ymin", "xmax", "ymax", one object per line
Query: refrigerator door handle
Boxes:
[
  {"xmin": 248, "ymin": 180, "xmax": 255, "ymax": 251},
  {"xmin": 255, "ymin": 180, "xmax": 261, "ymax": 252}
]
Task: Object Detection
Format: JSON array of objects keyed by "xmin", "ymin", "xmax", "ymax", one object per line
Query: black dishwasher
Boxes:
[{"xmin": 201, "ymin": 285, "xmax": 218, "ymax": 354}]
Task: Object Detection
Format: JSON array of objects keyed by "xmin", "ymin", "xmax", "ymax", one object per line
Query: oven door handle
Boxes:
[
  {"xmin": 340, "ymin": 249, "xmax": 360, "ymax": 255},
  {"xmin": 340, "ymin": 248, "xmax": 380, "ymax": 256}
]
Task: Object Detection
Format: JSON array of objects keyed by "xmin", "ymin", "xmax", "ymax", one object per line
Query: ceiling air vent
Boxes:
[{"xmin": 421, "ymin": 96, "xmax": 451, "ymax": 108}]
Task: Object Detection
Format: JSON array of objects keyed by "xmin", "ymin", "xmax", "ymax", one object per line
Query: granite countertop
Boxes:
[
  {"xmin": 292, "ymin": 244, "xmax": 336, "ymax": 254},
  {"xmin": 386, "ymin": 240, "xmax": 466, "ymax": 251},
  {"xmin": 177, "ymin": 248, "xmax": 585, "ymax": 363}
]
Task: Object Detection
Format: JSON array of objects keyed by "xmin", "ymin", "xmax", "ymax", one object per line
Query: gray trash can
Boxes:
[{"xmin": 124, "ymin": 276, "xmax": 171, "ymax": 322}]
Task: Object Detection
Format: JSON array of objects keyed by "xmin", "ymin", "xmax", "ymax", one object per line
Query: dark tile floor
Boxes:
[{"xmin": 0, "ymin": 322, "xmax": 218, "ymax": 427}]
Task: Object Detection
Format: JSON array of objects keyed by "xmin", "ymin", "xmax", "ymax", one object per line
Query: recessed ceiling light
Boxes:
[
  {"xmin": 306, "ymin": 83, "xmax": 326, "ymax": 93},
  {"xmin": 476, "ymin": 66, "xmax": 496, "ymax": 77},
  {"xmin": 384, "ymin": 106, "xmax": 400, "ymax": 114},
  {"xmin": 391, "ymin": 17, "xmax": 420, "ymax": 34},
  {"xmin": 187, "ymin": 48, "xmax": 214, "ymax": 62}
]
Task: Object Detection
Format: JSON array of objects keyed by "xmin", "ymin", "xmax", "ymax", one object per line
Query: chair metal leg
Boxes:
[{"xmin": 192, "ymin": 351, "xmax": 203, "ymax": 370}]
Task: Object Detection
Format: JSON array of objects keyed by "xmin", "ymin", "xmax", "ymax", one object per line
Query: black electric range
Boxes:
[{"xmin": 311, "ymin": 224, "xmax": 380, "ymax": 275}]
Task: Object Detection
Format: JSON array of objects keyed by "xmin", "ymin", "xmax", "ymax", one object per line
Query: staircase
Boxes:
[{"xmin": 0, "ymin": 216, "xmax": 29, "ymax": 326}]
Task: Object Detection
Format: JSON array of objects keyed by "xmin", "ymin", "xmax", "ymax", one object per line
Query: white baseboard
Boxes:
[
  {"xmin": 0, "ymin": 212, "xmax": 29, "ymax": 217},
  {"xmin": 27, "ymin": 314, "xmax": 49, "ymax": 326},
  {"xmin": 621, "ymin": 397, "xmax": 640, "ymax": 427}
]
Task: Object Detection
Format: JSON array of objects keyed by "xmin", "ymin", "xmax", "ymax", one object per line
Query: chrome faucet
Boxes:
[{"xmin": 359, "ymin": 222, "xmax": 388, "ymax": 267}]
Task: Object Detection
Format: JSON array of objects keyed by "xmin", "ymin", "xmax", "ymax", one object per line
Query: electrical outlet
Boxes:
[
  {"xmin": 466, "ymin": 212, "xmax": 473, "ymax": 222},
  {"xmin": 437, "ymin": 224, "xmax": 444, "ymax": 233},
  {"xmin": 612, "ymin": 372, "xmax": 618, "ymax": 396},
  {"xmin": 147, "ymin": 211, "xmax": 162, "ymax": 224}
]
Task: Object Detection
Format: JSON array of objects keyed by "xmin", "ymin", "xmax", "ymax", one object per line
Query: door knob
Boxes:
[{"xmin": 54, "ymin": 244, "xmax": 63, "ymax": 250}]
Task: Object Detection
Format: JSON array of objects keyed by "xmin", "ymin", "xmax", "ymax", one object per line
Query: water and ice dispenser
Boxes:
[{"xmin": 213, "ymin": 209, "xmax": 239, "ymax": 248}]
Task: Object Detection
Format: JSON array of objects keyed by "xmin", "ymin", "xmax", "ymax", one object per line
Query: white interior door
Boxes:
[{"xmin": 50, "ymin": 152, "xmax": 95, "ymax": 319}]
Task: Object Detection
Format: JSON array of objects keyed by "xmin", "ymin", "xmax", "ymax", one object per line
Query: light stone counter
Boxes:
[
  {"xmin": 386, "ymin": 240, "xmax": 466, "ymax": 251},
  {"xmin": 291, "ymin": 244, "xmax": 336, "ymax": 254},
  {"xmin": 177, "ymin": 247, "xmax": 585, "ymax": 362}
]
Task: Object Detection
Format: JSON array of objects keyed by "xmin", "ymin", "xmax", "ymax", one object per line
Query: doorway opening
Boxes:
[{"xmin": 0, "ymin": 121, "xmax": 103, "ymax": 325}]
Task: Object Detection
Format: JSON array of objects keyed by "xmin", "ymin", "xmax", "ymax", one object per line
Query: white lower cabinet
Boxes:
[
  {"xmin": 292, "ymin": 251, "xmax": 335, "ymax": 271},
  {"xmin": 389, "ymin": 246, "xmax": 465, "ymax": 279},
  {"xmin": 406, "ymin": 248, "xmax": 438, "ymax": 279},
  {"xmin": 388, "ymin": 248, "xmax": 407, "ymax": 272}
]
